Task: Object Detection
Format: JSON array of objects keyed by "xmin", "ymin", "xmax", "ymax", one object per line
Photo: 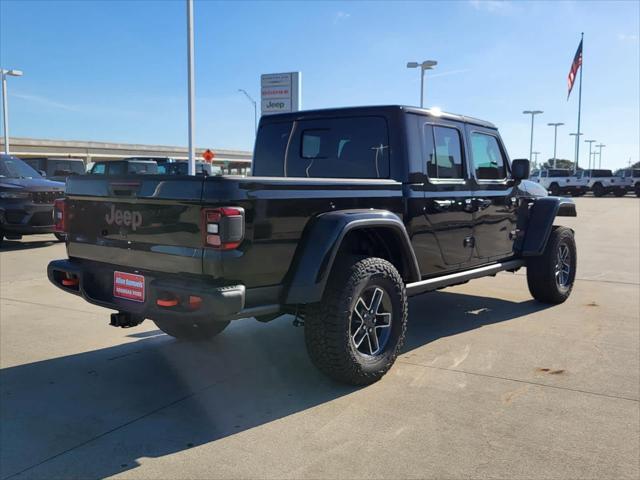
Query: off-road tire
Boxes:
[
  {"xmin": 613, "ymin": 188, "xmax": 626, "ymax": 197},
  {"xmin": 54, "ymin": 233, "xmax": 66, "ymax": 242},
  {"xmin": 526, "ymin": 226, "xmax": 576, "ymax": 304},
  {"xmin": 635, "ymin": 184, "xmax": 640, "ymax": 197},
  {"xmin": 549, "ymin": 183, "xmax": 560, "ymax": 196},
  {"xmin": 592, "ymin": 183, "xmax": 605, "ymax": 197},
  {"xmin": 153, "ymin": 318, "xmax": 230, "ymax": 341},
  {"xmin": 304, "ymin": 257, "xmax": 408, "ymax": 385}
]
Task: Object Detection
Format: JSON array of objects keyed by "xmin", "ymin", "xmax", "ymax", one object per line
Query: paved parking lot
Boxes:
[{"xmin": 1, "ymin": 197, "xmax": 638, "ymax": 479}]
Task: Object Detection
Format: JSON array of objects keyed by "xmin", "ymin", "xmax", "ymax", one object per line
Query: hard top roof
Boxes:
[{"xmin": 261, "ymin": 105, "xmax": 496, "ymax": 129}]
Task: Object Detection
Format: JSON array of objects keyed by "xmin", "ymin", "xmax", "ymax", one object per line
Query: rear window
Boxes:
[
  {"xmin": 290, "ymin": 116, "xmax": 389, "ymax": 178},
  {"xmin": 254, "ymin": 116, "xmax": 390, "ymax": 179},
  {"xmin": 548, "ymin": 169, "xmax": 571, "ymax": 177},
  {"xmin": 128, "ymin": 162, "xmax": 157, "ymax": 174},
  {"xmin": 591, "ymin": 169, "xmax": 613, "ymax": 177}
]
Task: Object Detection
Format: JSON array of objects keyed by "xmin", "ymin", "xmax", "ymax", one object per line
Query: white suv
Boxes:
[
  {"xmin": 577, "ymin": 169, "xmax": 628, "ymax": 197},
  {"xmin": 616, "ymin": 168, "xmax": 640, "ymax": 197},
  {"xmin": 529, "ymin": 168, "xmax": 588, "ymax": 196}
]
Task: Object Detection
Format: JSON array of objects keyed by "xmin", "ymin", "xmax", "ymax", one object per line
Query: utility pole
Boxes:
[
  {"xmin": 523, "ymin": 110, "xmax": 543, "ymax": 165},
  {"xmin": 547, "ymin": 122, "xmax": 564, "ymax": 169}
]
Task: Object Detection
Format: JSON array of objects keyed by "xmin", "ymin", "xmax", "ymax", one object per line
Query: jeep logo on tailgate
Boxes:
[{"xmin": 105, "ymin": 205, "xmax": 142, "ymax": 231}]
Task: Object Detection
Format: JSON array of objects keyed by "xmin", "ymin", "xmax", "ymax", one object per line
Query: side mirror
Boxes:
[
  {"xmin": 511, "ymin": 159, "xmax": 530, "ymax": 182},
  {"xmin": 38, "ymin": 170, "xmax": 47, "ymax": 177}
]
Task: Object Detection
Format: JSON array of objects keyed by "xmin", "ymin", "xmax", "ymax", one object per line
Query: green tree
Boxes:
[{"xmin": 540, "ymin": 158, "xmax": 583, "ymax": 171}]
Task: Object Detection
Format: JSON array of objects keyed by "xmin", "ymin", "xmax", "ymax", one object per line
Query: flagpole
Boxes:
[{"xmin": 575, "ymin": 32, "xmax": 584, "ymax": 173}]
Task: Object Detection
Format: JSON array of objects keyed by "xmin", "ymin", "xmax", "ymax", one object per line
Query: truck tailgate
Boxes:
[{"xmin": 65, "ymin": 175, "xmax": 205, "ymax": 275}]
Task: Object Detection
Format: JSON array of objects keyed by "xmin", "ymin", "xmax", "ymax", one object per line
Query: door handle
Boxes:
[{"xmin": 433, "ymin": 199, "xmax": 454, "ymax": 209}]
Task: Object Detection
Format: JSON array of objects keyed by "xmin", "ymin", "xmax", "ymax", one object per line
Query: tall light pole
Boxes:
[
  {"xmin": 532, "ymin": 151, "xmax": 541, "ymax": 167},
  {"xmin": 186, "ymin": 0, "xmax": 196, "ymax": 176},
  {"xmin": 584, "ymin": 139, "xmax": 596, "ymax": 170},
  {"xmin": 596, "ymin": 143, "xmax": 606, "ymax": 168},
  {"xmin": 1, "ymin": 68, "xmax": 23, "ymax": 155},
  {"xmin": 547, "ymin": 122, "xmax": 564, "ymax": 168},
  {"xmin": 238, "ymin": 89, "xmax": 257, "ymax": 135},
  {"xmin": 407, "ymin": 60, "xmax": 437, "ymax": 108},
  {"xmin": 523, "ymin": 110, "xmax": 543, "ymax": 165},
  {"xmin": 569, "ymin": 132, "xmax": 583, "ymax": 172}
]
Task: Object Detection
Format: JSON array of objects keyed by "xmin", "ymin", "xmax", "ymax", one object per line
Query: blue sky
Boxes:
[{"xmin": 1, "ymin": 0, "xmax": 638, "ymax": 170}]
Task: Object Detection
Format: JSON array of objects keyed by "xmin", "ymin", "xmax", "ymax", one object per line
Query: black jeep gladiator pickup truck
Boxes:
[{"xmin": 48, "ymin": 106, "xmax": 577, "ymax": 385}]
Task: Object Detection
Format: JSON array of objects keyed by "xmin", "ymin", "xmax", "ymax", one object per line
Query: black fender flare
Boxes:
[
  {"xmin": 521, "ymin": 197, "xmax": 576, "ymax": 256},
  {"xmin": 284, "ymin": 209, "xmax": 420, "ymax": 304}
]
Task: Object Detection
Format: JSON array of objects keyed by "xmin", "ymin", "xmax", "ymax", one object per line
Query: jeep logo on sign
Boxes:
[{"xmin": 105, "ymin": 205, "xmax": 142, "ymax": 231}]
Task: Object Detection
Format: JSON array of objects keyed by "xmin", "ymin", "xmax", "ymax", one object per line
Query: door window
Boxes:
[
  {"xmin": 423, "ymin": 125, "xmax": 464, "ymax": 179},
  {"xmin": 470, "ymin": 132, "xmax": 507, "ymax": 180},
  {"xmin": 91, "ymin": 163, "xmax": 106, "ymax": 175}
]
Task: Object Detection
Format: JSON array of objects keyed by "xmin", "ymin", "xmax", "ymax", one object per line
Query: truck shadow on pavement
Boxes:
[
  {"xmin": 0, "ymin": 290, "xmax": 550, "ymax": 479},
  {"xmin": 0, "ymin": 238, "xmax": 59, "ymax": 252}
]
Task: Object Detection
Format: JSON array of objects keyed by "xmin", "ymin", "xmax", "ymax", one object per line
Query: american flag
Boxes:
[{"xmin": 567, "ymin": 39, "xmax": 583, "ymax": 100}]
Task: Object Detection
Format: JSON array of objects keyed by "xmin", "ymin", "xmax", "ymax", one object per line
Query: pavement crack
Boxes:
[{"xmin": 397, "ymin": 359, "xmax": 640, "ymax": 403}]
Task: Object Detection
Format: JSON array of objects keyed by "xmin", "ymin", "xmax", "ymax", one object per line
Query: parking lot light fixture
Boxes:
[
  {"xmin": 596, "ymin": 144, "xmax": 606, "ymax": 168},
  {"xmin": 238, "ymin": 89, "xmax": 258, "ymax": 135},
  {"xmin": 569, "ymin": 132, "xmax": 584, "ymax": 172},
  {"xmin": 407, "ymin": 60, "xmax": 438, "ymax": 108},
  {"xmin": 1, "ymin": 68, "xmax": 24, "ymax": 155},
  {"xmin": 547, "ymin": 122, "xmax": 564, "ymax": 168},
  {"xmin": 584, "ymin": 139, "xmax": 596, "ymax": 170},
  {"xmin": 523, "ymin": 110, "xmax": 543, "ymax": 166}
]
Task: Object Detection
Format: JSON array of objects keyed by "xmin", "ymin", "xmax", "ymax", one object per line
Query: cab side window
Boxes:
[
  {"xmin": 423, "ymin": 125, "xmax": 464, "ymax": 180},
  {"xmin": 91, "ymin": 163, "xmax": 106, "ymax": 175},
  {"xmin": 470, "ymin": 132, "xmax": 507, "ymax": 180}
]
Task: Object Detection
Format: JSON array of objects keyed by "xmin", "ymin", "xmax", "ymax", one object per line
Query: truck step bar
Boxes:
[{"xmin": 406, "ymin": 259, "xmax": 526, "ymax": 297}]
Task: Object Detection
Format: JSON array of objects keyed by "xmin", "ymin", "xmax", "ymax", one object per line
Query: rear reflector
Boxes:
[
  {"xmin": 53, "ymin": 198, "xmax": 66, "ymax": 233},
  {"xmin": 157, "ymin": 298, "xmax": 179, "ymax": 307}
]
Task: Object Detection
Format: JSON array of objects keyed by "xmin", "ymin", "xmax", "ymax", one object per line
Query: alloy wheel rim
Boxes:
[
  {"xmin": 555, "ymin": 243, "xmax": 571, "ymax": 288},
  {"xmin": 350, "ymin": 286, "xmax": 392, "ymax": 356}
]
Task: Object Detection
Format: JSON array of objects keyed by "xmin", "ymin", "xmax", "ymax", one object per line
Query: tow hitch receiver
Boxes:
[{"xmin": 110, "ymin": 312, "xmax": 144, "ymax": 328}]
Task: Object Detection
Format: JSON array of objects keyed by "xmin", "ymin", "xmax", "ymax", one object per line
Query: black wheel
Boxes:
[
  {"xmin": 526, "ymin": 227, "xmax": 576, "ymax": 304},
  {"xmin": 0, "ymin": 232, "xmax": 3, "ymax": 248},
  {"xmin": 592, "ymin": 183, "xmax": 605, "ymax": 197},
  {"xmin": 54, "ymin": 232, "xmax": 66, "ymax": 242},
  {"xmin": 152, "ymin": 318, "xmax": 230, "ymax": 340},
  {"xmin": 635, "ymin": 184, "xmax": 640, "ymax": 197},
  {"xmin": 613, "ymin": 188, "xmax": 626, "ymax": 197},
  {"xmin": 549, "ymin": 183, "xmax": 560, "ymax": 196},
  {"xmin": 304, "ymin": 257, "xmax": 408, "ymax": 385}
]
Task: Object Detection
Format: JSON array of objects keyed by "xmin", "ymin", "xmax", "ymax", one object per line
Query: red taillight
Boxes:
[
  {"xmin": 53, "ymin": 198, "xmax": 66, "ymax": 233},
  {"xmin": 202, "ymin": 207, "xmax": 244, "ymax": 250}
]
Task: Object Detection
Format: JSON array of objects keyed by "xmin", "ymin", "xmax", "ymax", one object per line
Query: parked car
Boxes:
[
  {"xmin": 529, "ymin": 168, "xmax": 588, "ymax": 196},
  {"xmin": 0, "ymin": 154, "xmax": 65, "ymax": 246},
  {"xmin": 577, "ymin": 169, "xmax": 627, "ymax": 197},
  {"xmin": 89, "ymin": 159, "xmax": 158, "ymax": 175},
  {"xmin": 23, "ymin": 157, "xmax": 85, "ymax": 182},
  {"xmin": 48, "ymin": 105, "xmax": 577, "ymax": 385},
  {"xmin": 616, "ymin": 168, "xmax": 640, "ymax": 197}
]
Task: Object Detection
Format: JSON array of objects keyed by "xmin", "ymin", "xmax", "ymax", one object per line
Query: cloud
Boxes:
[
  {"xmin": 12, "ymin": 93, "xmax": 82, "ymax": 112},
  {"xmin": 469, "ymin": 0, "xmax": 513, "ymax": 14},
  {"xmin": 333, "ymin": 11, "xmax": 350, "ymax": 24},
  {"xmin": 429, "ymin": 69, "xmax": 471, "ymax": 79},
  {"xmin": 617, "ymin": 33, "xmax": 639, "ymax": 42}
]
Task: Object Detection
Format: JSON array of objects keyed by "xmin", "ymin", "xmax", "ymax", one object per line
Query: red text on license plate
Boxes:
[{"xmin": 113, "ymin": 271, "xmax": 145, "ymax": 302}]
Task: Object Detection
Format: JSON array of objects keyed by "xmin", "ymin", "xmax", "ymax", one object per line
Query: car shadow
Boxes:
[
  {"xmin": 0, "ymin": 290, "xmax": 550, "ymax": 479},
  {"xmin": 0, "ymin": 238, "xmax": 59, "ymax": 252}
]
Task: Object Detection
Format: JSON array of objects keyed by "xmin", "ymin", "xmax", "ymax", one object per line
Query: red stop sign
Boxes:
[{"xmin": 202, "ymin": 149, "xmax": 215, "ymax": 162}]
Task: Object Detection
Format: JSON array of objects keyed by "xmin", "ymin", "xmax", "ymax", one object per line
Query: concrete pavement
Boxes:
[{"xmin": 1, "ymin": 197, "xmax": 638, "ymax": 479}]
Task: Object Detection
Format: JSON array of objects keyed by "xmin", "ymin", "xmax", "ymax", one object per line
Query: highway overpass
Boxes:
[{"xmin": 1, "ymin": 137, "xmax": 253, "ymax": 174}]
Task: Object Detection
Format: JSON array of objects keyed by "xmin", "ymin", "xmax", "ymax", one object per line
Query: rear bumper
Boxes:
[{"xmin": 47, "ymin": 258, "xmax": 260, "ymax": 322}]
